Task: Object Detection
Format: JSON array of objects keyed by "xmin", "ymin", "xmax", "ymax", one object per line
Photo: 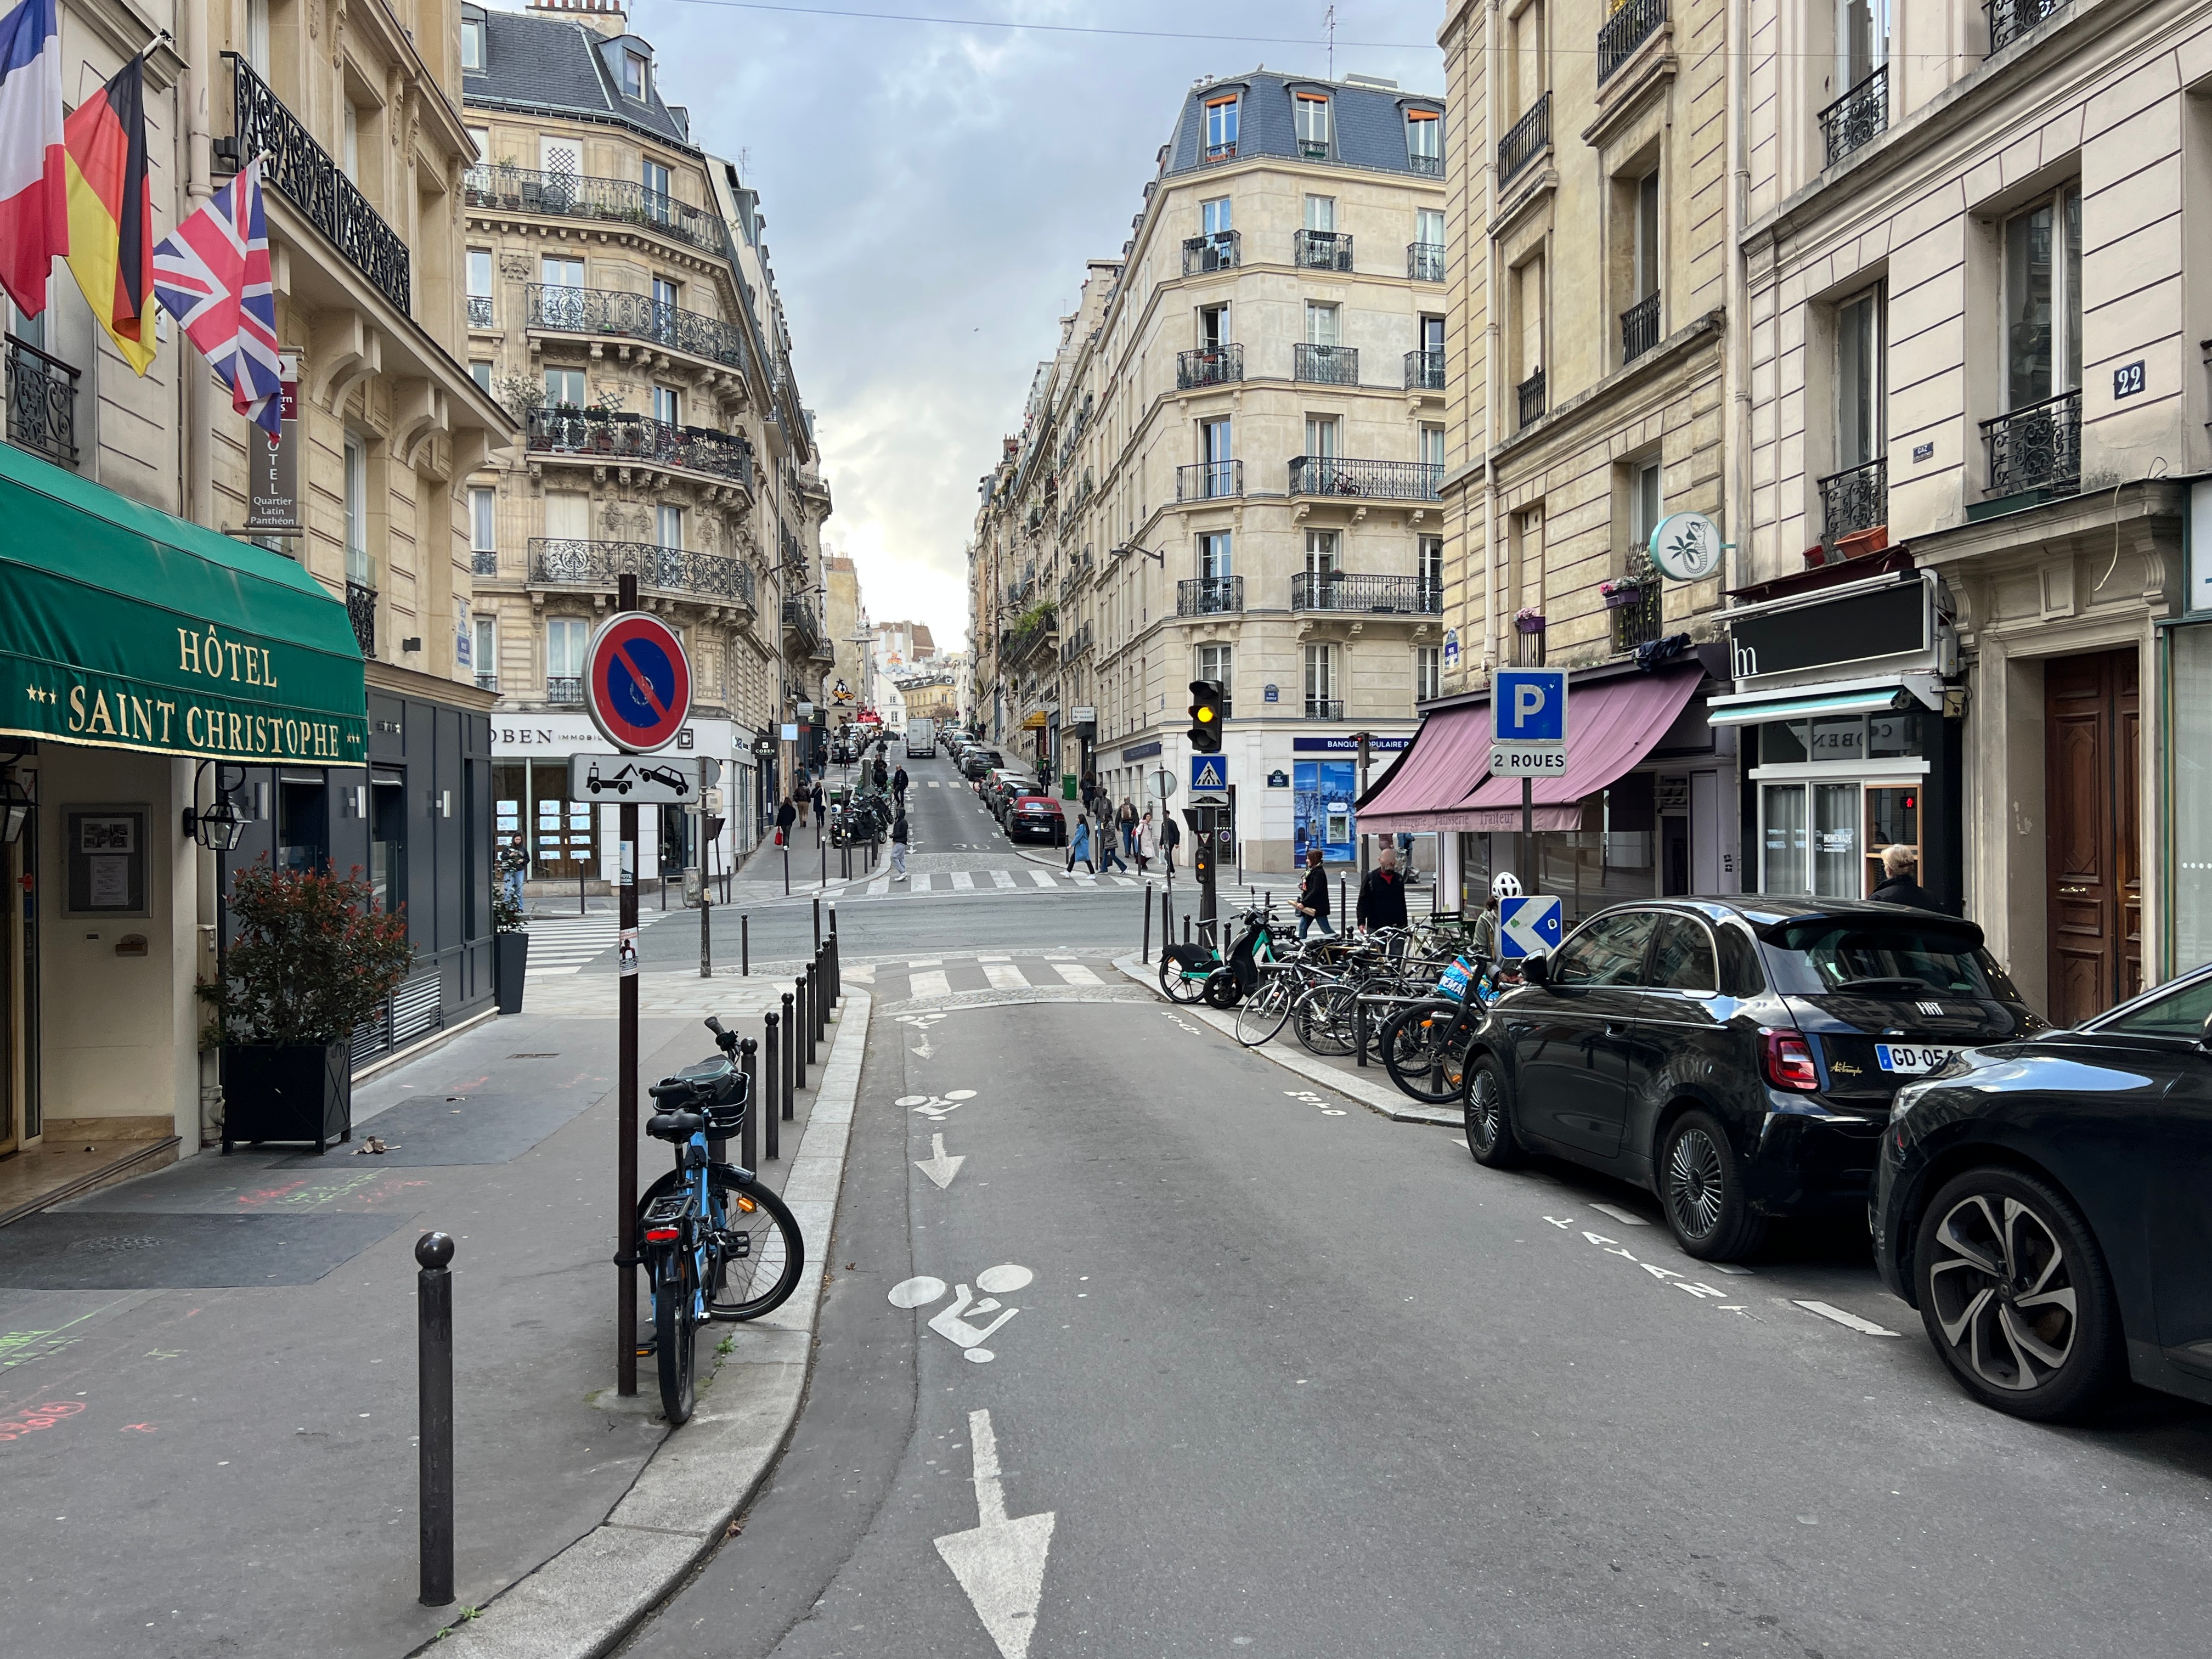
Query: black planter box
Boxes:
[
  {"xmin": 495, "ymin": 931, "xmax": 530, "ymax": 1015},
  {"xmin": 222, "ymin": 1041, "xmax": 352, "ymax": 1154}
]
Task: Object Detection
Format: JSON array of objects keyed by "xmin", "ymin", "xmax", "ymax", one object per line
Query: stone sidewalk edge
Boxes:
[
  {"xmin": 1110, "ymin": 955, "xmax": 1460, "ymax": 1128},
  {"xmin": 426, "ymin": 990, "xmax": 874, "ymax": 1659}
]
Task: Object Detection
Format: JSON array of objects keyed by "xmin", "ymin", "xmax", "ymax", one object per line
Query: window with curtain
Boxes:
[
  {"xmin": 469, "ymin": 487, "xmax": 496, "ymax": 551},
  {"xmin": 1198, "ymin": 531, "xmax": 1232, "ymax": 579},
  {"xmin": 1201, "ymin": 197, "xmax": 1232, "ymax": 239},
  {"xmin": 1304, "ymin": 642, "xmax": 1336, "ymax": 713},
  {"xmin": 2004, "ymin": 186, "xmax": 2081, "ymax": 410},
  {"xmin": 343, "ymin": 433, "xmax": 369, "ymax": 586},
  {"xmin": 1205, "ymin": 95, "xmax": 1239, "ymax": 157},
  {"xmin": 472, "ymin": 617, "xmax": 496, "ymax": 685},
  {"xmin": 462, "ymin": 17, "xmax": 484, "ymax": 69},
  {"xmin": 1416, "ymin": 645, "xmax": 1441, "ymax": 702},
  {"xmin": 1197, "ymin": 644, "xmax": 1233, "ymax": 713},
  {"xmin": 1837, "ymin": 286, "xmax": 1884, "ymax": 469},
  {"xmin": 1406, "ymin": 109, "xmax": 1441, "ymax": 167},
  {"xmin": 1304, "ymin": 529, "xmax": 1340, "ymax": 578},
  {"xmin": 1303, "ymin": 194, "xmax": 1336, "ymax": 232},
  {"xmin": 1295, "ymin": 94, "xmax": 1331, "ymax": 155},
  {"xmin": 546, "ymin": 616, "xmax": 588, "ymax": 679}
]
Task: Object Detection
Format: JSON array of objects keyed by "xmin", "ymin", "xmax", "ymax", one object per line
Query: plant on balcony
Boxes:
[
  {"xmin": 1598, "ymin": 578, "xmax": 1644, "ymax": 609},
  {"xmin": 1514, "ymin": 607, "xmax": 1547, "ymax": 633}
]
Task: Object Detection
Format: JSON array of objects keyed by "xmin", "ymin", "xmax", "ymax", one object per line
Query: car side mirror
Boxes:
[{"xmin": 1521, "ymin": 952, "xmax": 1551, "ymax": 988}]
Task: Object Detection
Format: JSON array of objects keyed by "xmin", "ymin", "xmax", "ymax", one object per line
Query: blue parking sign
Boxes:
[
  {"xmin": 1493, "ymin": 670, "xmax": 1567, "ymax": 743},
  {"xmin": 1499, "ymin": 895, "xmax": 1564, "ymax": 959}
]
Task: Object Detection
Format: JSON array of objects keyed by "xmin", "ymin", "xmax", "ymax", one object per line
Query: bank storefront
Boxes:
[{"xmin": 0, "ymin": 444, "xmax": 368, "ymax": 1211}]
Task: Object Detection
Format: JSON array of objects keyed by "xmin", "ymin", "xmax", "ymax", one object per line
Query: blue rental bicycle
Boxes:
[{"xmin": 637, "ymin": 1016, "xmax": 805, "ymax": 1425}]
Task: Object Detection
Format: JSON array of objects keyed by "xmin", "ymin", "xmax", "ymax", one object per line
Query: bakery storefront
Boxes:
[{"xmin": 0, "ymin": 444, "xmax": 368, "ymax": 1209}]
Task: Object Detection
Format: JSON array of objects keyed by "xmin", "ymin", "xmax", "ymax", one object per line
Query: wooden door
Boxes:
[{"xmin": 2045, "ymin": 650, "xmax": 2142, "ymax": 1026}]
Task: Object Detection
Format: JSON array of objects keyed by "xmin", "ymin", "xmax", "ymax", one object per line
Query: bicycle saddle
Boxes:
[{"xmin": 647, "ymin": 1108, "xmax": 705, "ymax": 1141}]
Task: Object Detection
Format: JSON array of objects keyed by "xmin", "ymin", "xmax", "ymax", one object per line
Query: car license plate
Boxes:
[{"xmin": 1875, "ymin": 1043, "xmax": 1959, "ymax": 1075}]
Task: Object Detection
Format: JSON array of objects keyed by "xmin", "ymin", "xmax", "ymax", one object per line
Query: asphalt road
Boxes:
[{"xmin": 617, "ymin": 938, "xmax": 2212, "ymax": 1657}]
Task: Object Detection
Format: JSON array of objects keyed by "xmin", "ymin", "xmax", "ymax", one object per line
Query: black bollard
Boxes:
[
  {"xmin": 1355, "ymin": 995, "xmax": 1370, "ymax": 1068},
  {"xmin": 416, "ymin": 1231, "xmax": 455, "ymax": 1609},
  {"xmin": 699, "ymin": 890, "xmax": 712, "ymax": 979},
  {"xmin": 760, "ymin": 1029, "xmax": 778, "ymax": 1160},
  {"xmin": 828, "ymin": 907, "xmax": 840, "ymax": 1002},
  {"xmin": 812, "ymin": 952, "xmax": 828, "ymax": 1046},
  {"xmin": 1142, "ymin": 884, "xmax": 1152, "ymax": 963},
  {"xmin": 812, "ymin": 895, "xmax": 822, "ymax": 952},
  {"xmin": 795, "ymin": 970, "xmax": 812, "ymax": 1083},
  {"xmin": 780, "ymin": 991, "xmax": 797, "ymax": 1120},
  {"xmin": 741, "ymin": 912, "xmax": 751, "ymax": 977},
  {"xmin": 756, "ymin": 1022, "xmax": 775, "ymax": 1169}
]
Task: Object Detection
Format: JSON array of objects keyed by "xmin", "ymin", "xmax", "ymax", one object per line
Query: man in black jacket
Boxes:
[{"xmin": 1356, "ymin": 844, "xmax": 1409, "ymax": 933}]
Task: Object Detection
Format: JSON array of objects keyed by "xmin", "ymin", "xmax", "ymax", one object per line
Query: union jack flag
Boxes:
[{"xmin": 154, "ymin": 156, "xmax": 282, "ymax": 436}]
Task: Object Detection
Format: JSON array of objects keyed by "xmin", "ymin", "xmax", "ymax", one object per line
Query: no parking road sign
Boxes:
[
  {"xmin": 1499, "ymin": 895, "xmax": 1564, "ymax": 959},
  {"xmin": 584, "ymin": 613, "xmax": 692, "ymax": 754}
]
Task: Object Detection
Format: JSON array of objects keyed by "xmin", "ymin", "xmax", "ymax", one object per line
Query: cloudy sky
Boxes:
[{"xmin": 620, "ymin": 0, "xmax": 1449, "ymax": 652}]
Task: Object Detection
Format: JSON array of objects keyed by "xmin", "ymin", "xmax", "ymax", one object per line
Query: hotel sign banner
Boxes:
[{"xmin": 243, "ymin": 354, "xmax": 302, "ymax": 535}]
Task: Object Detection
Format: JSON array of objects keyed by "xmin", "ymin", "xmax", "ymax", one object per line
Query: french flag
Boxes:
[{"xmin": 0, "ymin": 0, "xmax": 66, "ymax": 318}]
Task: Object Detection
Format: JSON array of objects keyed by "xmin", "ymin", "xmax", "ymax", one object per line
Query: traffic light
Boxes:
[{"xmin": 1187, "ymin": 680, "xmax": 1224, "ymax": 754}]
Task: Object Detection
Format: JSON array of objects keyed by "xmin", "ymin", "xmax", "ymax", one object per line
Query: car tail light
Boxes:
[
  {"xmin": 1761, "ymin": 1028, "xmax": 1821, "ymax": 1092},
  {"xmin": 645, "ymin": 1227, "xmax": 680, "ymax": 1243}
]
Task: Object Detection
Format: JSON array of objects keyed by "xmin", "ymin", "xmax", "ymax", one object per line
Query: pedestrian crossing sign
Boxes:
[{"xmin": 1189, "ymin": 755, "xmax": 1228, "ymax": 796}]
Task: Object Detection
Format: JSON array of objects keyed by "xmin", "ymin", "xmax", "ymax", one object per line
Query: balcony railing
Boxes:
[
  {"xmin": 1182, "ymin": 232, "xmax": 1241, "ymax": 275},
  {"xmin": 781, "ymin": 597, "xmax": 822, "ymax": 648},
  {"xmin": 1817, "ymin": 456, "xmax": 1888, "ymax": 545},
  {"xmin": 1177, "ymin": 460, "xmax": 1243, "ymax": 501},
  {"xmin": 1609, "ymin": 563, "xmax": 1665, "ymax": 654},
  {"xmin": 1598, "ymin": 0, "xmax": 1668, "ymax": 82},
  {"xmin": 1498, "ymin": 92, "xmax": 1551, "ymax": 185},
  {"xmin": 528, "ymin": 537, "xmax": 755, "ymax": 607},
  {"xmin": 1987, "ymin": 0, "xmax": 2069, "ymax": 53},
  {"xmin": 1819, "ymin": 67, "xmax": 1888, "ymax": 167},
  {"xmin": 224, "ymin": 55, "xmax": 411, "ymax": 314},
  {"xmin": 467, "ymin": 295, "xmax": 493, "ymax": 328},
  {"xmin": 1294, "ymin": 230, "xmax": 1353, "ymax": 272},
  {"xmin": 1513, "ymin": 622, "xmax": 1546, "ymax": 667},
  {"xmin": 1517, "ymin": 368, "xmax": 1547, "ymax": 430},
  {"xmin": 1288, "ymin": 456, "xmax": 1443, "ymax": 502},
  {"xmin": 1294, "ymin": 343, "xmax": 1359, "ymax": 386},
  {"xmin": 345, "ymin": 580, "xmax": 376, "ymax": 658},
  {"xmin": 1407, "ymin": 151, "xmax": 1443, "ymax": 178},
  {"xmin": 5, "ymin": 335, "xmax": 79, "ymax": 467},
  {"xmin": 546, "ymin": 675, "xmax": 583, "ymax": 705},
  {"xmin": 1408, "ymin": 242, "xmax": 1446, "ymax": 283},
  {"xmin": 1203, "ymin": 139, "xmax": 1238, "ymax": 164},
  {"xmin": 475, "ymin": 672, "xmax": 499, "ymax": 693},
  {"xmin": 1405, "ymin": 349, "xmax": 1446, "ymax": 392},
  {"xmin": 463, "ymin": 162, "xmax": 732, "ymax": 260},
  {"xmin": 1621, "ymin": 292, "xmax": 1661, "ymax": 364},
  {"xmin": 1291, "ymin": 573, "xmax": 1444, "ymax": 616},
  {"xmin": 1982, "ymin": 390, "xmax": 2080, "ymax": 497},
  {"xmin": 526, "ymin": 284, "xmax": 749, "ymax": 373},
  {"xmin": 523, "ymin": 407, "xmax": 754, "ymax": 491},
  {"xmin": 1177, "ymin": 345, "xmax": 1244, "ymax": 389},
  {"xmin": 1178, "ymin": 576, "xmax": 1244, "ymax": 616},
  {"xmin": 1304, "ymin": 698, "xmax": 1345, "ymax": 721},
  {"xmin": 471, "ymin": 549, "xmax": 497, "ymax": 577}
]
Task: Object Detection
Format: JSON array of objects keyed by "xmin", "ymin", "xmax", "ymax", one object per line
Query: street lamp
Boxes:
[
  {"xmin": 1108, "ymin": 544, "xmax": 1165, "ymax": 565},
  {"xmin": 183, "ymin": 761, "xmax": 248, "ymax": 852},
  {"xmin": 0, "ymin": 774, "xmax": 31, "ymax": 844}
]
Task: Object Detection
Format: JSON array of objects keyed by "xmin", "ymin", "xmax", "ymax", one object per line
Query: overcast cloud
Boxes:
[{"xmin": 619, "ymin": 0, "xmax": 1448, "ymax": 651}]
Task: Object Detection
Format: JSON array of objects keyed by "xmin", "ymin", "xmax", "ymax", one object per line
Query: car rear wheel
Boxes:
[
  {"xmin": 1463, "ymin": 1055, "xmax": 1524, "ymax": 1168},
  {"xmin": 1913, "ymin": 1167, "xmax": 2120, "ymax": 1422},
  {"xmin": 1658, "ymin": 1110, "xmax": 1766, "ymax": 1261}
]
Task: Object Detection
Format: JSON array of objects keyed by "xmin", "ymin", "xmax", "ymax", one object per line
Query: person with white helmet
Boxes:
[{"xmin": 1470, "ymin": 870, "xmax": 1520, "ymax": 963}]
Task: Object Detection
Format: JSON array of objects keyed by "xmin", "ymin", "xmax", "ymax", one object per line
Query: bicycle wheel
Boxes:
[
  {"xmin": 656, "ymin": 1248, "xmax": 697, "ymax": 1425},
  {"xmin": 1291, "ymin": 983, "xmax": 1357, "ymax": 1057},
  {"xmin": 1159, "ymin": 955, "xmax": 1206, "ymax": 1004},
  {"xmin": 705, "ymin": 1173, "xmax": 806, "ymax": 1322},
  {"xmin": 1234, "ymin": 974, "xmax": 1294, "ymax": 1047},
  {"xmin": 1381, "ymin": 1001, "xmax": 1471, "ymax": 1104}
]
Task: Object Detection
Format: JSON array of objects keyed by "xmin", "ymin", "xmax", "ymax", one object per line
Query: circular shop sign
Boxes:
[
  {"xmin": 1647, "ymin": 511, "xmax": 1724, "ymax": 582},
  {"xmin": 584, "ymin": 613, "xmax": 693, "ymax": 753}
]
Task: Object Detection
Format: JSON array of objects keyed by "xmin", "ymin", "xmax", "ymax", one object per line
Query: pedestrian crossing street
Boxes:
[
  {"xmin": 860, "ymin": 867, "xmax": 1152, "ymax": 897},
  {"xmin": 848, "ymin": 951, "xmax": 1125, "ymax": 1005},
  {"xmin": 523, "ymin": 910, "xmax": 677, "ymax": 977}
]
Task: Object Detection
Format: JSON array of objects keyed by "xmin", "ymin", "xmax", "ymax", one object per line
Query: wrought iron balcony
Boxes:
[
  {"xmin": 1304, "ymin": 698, "xmax": 1345, "ymax": 721},
  {"xmin": 1517, "ymin": 368, "xmax": 1547, "ymax": 430},
  {"xmin": 1621, "ymin": 292, "xmax": 1661, "ymax": 364},
  {"xmin": 546, "ymin": 675, "xmax": 583, "ymax": 705},
  {"xmin": 1513, "ymin": 622, "xmax": 1546, "ymax": 667},
  {"xmin": 1203, "ymin": 139, "xmax": 1238, "ymax": 164},
  {"xmin": 5, "ymin": 335, "xmax": 78, "ymax": 467},
  {"xmin": 475, "ymin": 672, "xmax": 499, "ymax": 693},
  {"xmin": 1981, "ymin": 390, "xmax": 2080, "ymax": 497},
  {"xmin": 1609, "ymin": 562, "xmax": 1665, "ymax": 654},
  {"xmin": 1177, "ymin": 345, "xmax": 1244, "ymax": 389},
  {"xmin": 345, "ymin": 580, "xmax": 376, "ymax": 658},
  {"xmin": 1294, "ymin": 230, "xmax": 1353, "ymax": 272},
  {"xmin": 1405, "ymin": 349, "xmax": 1446, "ymax": 392},
  {"xmin": 781, "ymin": 597, "xmax": 823, "ymax": 650},
  {"xmin": 224, "ymin": 55, "xmax": 410, "ymax": 314},
  {"xmin": 1818, "ymin": 456, "xmax": 1888, "ymax": 545},
  {"xmin": 1987, "ymin": 0, "xmax": 2069, "ymax": 53},
  {"xmin": 1178, "ymin": 576, "xmax": 1244, "ymax": 616},
  {"xmin": 1182, "ymin": 232, "xmax": 1240, "ymax": 275},
  {"xmin": 1291, "ymin": 573, "xmax": 1443, "ymax": 616},
  {"xmin": 463, "ymin": 162, "xmax": 732, "ymax": 260},
  {"xmin": 1408, "ymin": 242, "xmax": 1446, "ymax": 283},
  {"xmin": 1177, "ymin": 460, "xmax": 1243, "ymax": 501},
  {"xmin": 1499, "ymin": 92, "xmax": 1551, "ymax": 185},
  {"xmin": 1407, "ymin": 151, "xmax": 1443, "ymax": 178},
  {"xmin": 1599, "ymin": 0, "xmax": 1668, "ymax": 82},
  {"xmin": 528, "ymin": 537, "xmax": 755, "ymax": 607},
  {"xmin": 1819, "ymin": 67, "xmax": 1888, "ymax": 166},
  {"xmin": 467, "ymin": 295, "xmax": 493, "ymax": 328},
  {"xmin": 523, "ymin": 407, "xmax": 754, "ymax": 491},
  {"xmin": 526, "ymin": 284, "xmax": 749, "ymax": 373},
  {"xmin": 1294, "ymin": 343, "xmax": 1359, "ymax": 386},
  {"xmin": 1288, "ymin": 456, "xmax": 1443, "ymax": 502},
  {"xmin": 472, "ymin": 549, "xmax": 497, "ymax": 577}
]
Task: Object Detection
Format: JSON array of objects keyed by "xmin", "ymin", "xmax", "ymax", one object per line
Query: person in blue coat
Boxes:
[{"xmin": 1066, "ymin": 817, "xmax": 1095, "ymax": 874}]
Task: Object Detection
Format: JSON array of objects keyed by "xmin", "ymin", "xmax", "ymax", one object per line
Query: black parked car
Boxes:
[
  {"xmin": 1464, "ymin": 899, "xmax": 2042, "ymax": 1262},
  {"xmin": 1874, "ymin": 963, "xmax": 2212, "ymax": 1421}
]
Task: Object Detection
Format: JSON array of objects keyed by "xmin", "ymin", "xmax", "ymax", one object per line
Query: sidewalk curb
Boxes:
[
  {"xmin": 427, "ymin": 991, "xmax": 874, "ymax": 1659},
  {"xmin": 1110, "ymin": 955, "xmax": 1460, "ymax": 1127}
]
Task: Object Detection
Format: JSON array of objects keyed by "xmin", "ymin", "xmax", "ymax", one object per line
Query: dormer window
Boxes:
[
  {"xmin": 1204, "ymin": 94, "xmax": 1239, "ymax": 161},
  {"xmin": 622, "ymin": 48, "xmax": 647, "ymax": 99},
  {"xmin": 1406, "ymin": 108, "xmax": 1441, "ymax": 174},
  {"xmin": 1295, "ymin": 93, "xmax": 1331, "ymax": 158},
  {"xmin": 461, "ymin": 17, "xmax": 484, "ymax": 70}
]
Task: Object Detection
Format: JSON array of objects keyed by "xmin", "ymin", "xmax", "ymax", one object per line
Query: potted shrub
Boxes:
[
  {"xmin": 1514, "ymin": 607, "xmax": 1547, "ymax": 634},
  {"xmin": 494, "ymin": 840, "xmax": 529, "ymax": 1015},
  {"xmin": 200, "ymin": 861, "xmax": 414, "ymax": 1155},
  {"xmin": 1599, "ymin": 577, "xmax": 1644, "ymax": 610}
]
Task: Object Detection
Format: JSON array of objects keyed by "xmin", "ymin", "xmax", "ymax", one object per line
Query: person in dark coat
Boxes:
[
  {"xmin": 890, "ymin": 804, "xmax": 911, "ymax": 879},
  {"xmin": 1870, "ymin": 844, "xmax": 1937, "ymax": 909},
  {"xmin": 775, "ymin": 794, "xmax": 797, "ymax": 844},
  {"xmin": 1356, "ymin": 845, "xmax": 1410, "ymax": 933},
  {"xmin": 1157, "ymin": 811, "xmax": 1181, "ymax": 868},
  {"xmin": 1294, "ymin": 847, "xmax": 1334, "ymax": 939}
]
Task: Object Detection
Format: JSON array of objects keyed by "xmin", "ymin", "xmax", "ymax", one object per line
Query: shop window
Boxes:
[{"xmin": 370, "ymin": 774, "xmax": 407, "ymax": 915}]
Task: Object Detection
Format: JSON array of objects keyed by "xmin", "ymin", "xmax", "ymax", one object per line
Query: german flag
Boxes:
[{"xmin": 62, "ymin": 52, "xmax": 154, "ymax": 374}]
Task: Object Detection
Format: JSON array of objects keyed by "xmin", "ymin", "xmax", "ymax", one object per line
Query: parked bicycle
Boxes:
[
  {"xmin": 637, "ymin": 1015, "xmax": 806, "ymax": 1424},
  {"xmin": 1377, "ymin": 949, "xmax": 1504, "ymax": 1103}
]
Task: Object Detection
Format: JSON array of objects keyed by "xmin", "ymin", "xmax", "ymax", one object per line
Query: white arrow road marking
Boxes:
[
  {"xmin": 935, "ymin": 1408, "xmax": 1056, "ymax": 1659},
  {"xmin": 916, "ymin": 1132, "xmax": 966, "ymax": 1190},
  {"xmin": 1794, "ymin": 1299, "xmax": 1901, "ymax": 1337}
]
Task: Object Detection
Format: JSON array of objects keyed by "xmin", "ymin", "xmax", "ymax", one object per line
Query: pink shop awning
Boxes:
[{"xmin": 1358, "ymin": 667, "xmax": 1705, "ymax": 834}]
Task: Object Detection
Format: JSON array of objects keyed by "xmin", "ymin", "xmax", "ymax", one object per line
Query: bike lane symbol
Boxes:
[
  {"xmin": 899, "ymin": 1088, "xmax": 978, "ymax": 1121},
  {"xmin": 889, "ymin": 1264, "xmax": 1035, "ymax": 1363}
]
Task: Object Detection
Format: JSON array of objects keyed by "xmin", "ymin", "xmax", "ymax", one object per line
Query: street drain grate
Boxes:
[{"xmin": 69, "ymin": 1235, "xmax": 162, "ymax": 1254}]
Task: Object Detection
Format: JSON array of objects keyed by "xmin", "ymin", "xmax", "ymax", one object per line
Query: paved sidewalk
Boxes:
[{"xmin": 0, "ymin": 987, "xmax": 866, "ymax": 1659}]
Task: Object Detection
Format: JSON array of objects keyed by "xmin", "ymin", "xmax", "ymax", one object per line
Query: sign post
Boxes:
[
  {"xmin": 583, "ymin": 590, "xmax": 692, "ymax": 1397},
  {"xmin": 1491, "ymin": 669, "xmax": 1568, "ymax": 888},
  {"xmin": 1188, "ymin": 755, "xmax": 1228, "ymax": 935}
]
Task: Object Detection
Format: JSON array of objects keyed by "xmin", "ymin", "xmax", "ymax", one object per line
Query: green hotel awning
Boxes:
[{"xmin": 0, "ymin": 441, "xmax": 366, "ymax": 765}]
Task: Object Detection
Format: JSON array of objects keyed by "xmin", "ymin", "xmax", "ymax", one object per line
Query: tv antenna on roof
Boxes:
[{"xmin": 1324, "ymin": 3, "xmax": 1336, "ymax": 79}]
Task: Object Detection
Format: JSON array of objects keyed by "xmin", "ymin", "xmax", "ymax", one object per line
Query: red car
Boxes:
[{"xmin": 1007, "ymin": 794, "xmax": 1066, "ymax": 845}]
